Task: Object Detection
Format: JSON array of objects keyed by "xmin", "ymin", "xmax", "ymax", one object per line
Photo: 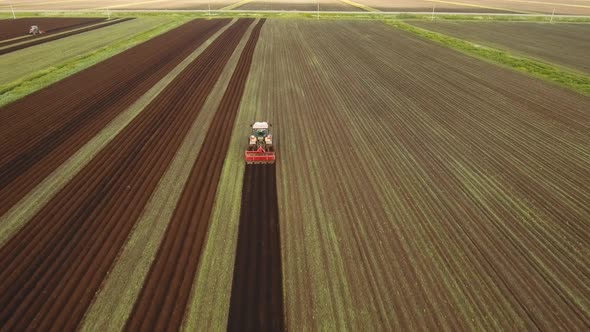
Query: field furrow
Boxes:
[
  {"xmin": 0, "ymin": 17, "xmax": 105, "ymax": 41},
  {"xmin": 228, "ymin": 164, "xmax": 284, "ymax": 331},
  {"xmin": 0, "ymin": 11, "xmax": 588, "ymax": 331},
  {"xmin": 0, "ymin": 18, "xmax": 134, "ymax": 56},
  {"xmin": 0, "ymin": 18, "xmax": 237, "ymax": 331},
  {"xmin": 124, "ymin": 18, "xmax": 265, "ymax": 332},
  {"xmin": 0, "ymin": 19, "xmax": 228, "ymax": 219},
  {"xmin": 242, "ymin": 19, "xmax": 590, "ymax": 330}
]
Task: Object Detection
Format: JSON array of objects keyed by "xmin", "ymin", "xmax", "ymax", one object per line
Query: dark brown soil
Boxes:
[
  {"xmin": 0, "ymin": 18, "xmax": 134, "ymax": 55},
  {"xmin": 0, "ymin": 19, "xmax": 228, "ymax": 217},
  {"xmin": 0, "ymin": 17, "xmax": 105, "ymax": 41},
  {"xmin": 124, "ymin": 18, "xmax": 266, "ymax": 332},
  {"xmin": 228, "ymin": 164, "xmax": 284, "ymax": 332},
  {"xmin": 0, "ymin": 18, "xmax": 233, "ymax": 331}
]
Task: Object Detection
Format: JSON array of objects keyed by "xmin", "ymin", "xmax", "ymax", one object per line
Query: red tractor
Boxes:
[{"xmin": 245, "ymin": 121, "xmax": 275, "ymax": 164}]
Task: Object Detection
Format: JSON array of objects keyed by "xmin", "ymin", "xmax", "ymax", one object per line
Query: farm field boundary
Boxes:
[
  {"xmin": 2, "ymin": 9, "xmax": 590, "ymax": 22},
  {"xmin": 0, "ymin": 17, "xmax": 188, "ymax": 107},
  {"xmin": 389, "ymin": 20, "xmax": 590, "ymax": 96},
  {"xmin": 0, "ymin": 18, "xmax": 134, "ymax": 55},
  {"xmin": 408, "ymin": 20, "xmax": 590, "ymax": 75}
]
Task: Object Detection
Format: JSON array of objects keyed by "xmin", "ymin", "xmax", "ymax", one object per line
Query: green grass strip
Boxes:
[
  {"xmin": 0, "ymin": 17, "xmax": 190, "ymax": 107},
  {"xmin": 386, "ymin": 20, "xmax": 590, "ymax": 96},
  {"xmin": 7, "ymin": 10, "xmax": 590, "ymax": 22}
]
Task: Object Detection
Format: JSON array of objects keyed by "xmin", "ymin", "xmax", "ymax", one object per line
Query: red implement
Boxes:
[{"xmin": 245, "ymin": 146, "xmax": 276, "ymax": 164}]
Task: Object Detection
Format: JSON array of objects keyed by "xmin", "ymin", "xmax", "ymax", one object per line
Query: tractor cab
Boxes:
[
  {"xmin": 251, "ymin": 122, "xmax": 270, "ymax": 143},
  {"xmin": 252, "ymin": 122, "xmax": 269, "ymax": 136},
  {"xmin": 253, "ymin": 127, "xmax": 268, "ymax": 138}
]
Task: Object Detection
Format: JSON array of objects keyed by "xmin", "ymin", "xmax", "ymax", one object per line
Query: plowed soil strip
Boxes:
[
  {"xmin": 0, "ymin": 19, "xmax": 228, "ymax": 218},
  {"xmin": 0, "ymin": 17, "xmax": 105, "ymax": 41},
  {"xmin": 0, "ymin": 19, "xmax": 243, "ymax": 331},
  {"xmin": 0, "ymin": 18, "xmax": 134, "ymax": 55},
  {"xmin": 124, "ymin": 18, "xmax": 265, "ymax": 332},
  {"xmin": 228, "ymin": 164, "xmax": 284, "ymax": 331}
]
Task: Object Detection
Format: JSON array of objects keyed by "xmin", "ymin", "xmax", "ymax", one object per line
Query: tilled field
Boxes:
[
  {"xmin": 410, "ymin": 21, "xmax": 590, "ymax": 74},
  {"xmin": 0, "ymin": 18, "xmax": 133, "ymax": 55},
  {"xmin": 0, "ymin": 19, "xmax": 228, "ymax": 218},
  {"xmin": 228, "ymin": 164, "xmax": 284, "ymax": 331},
  {"xmin": 0, "ymin": 17, "xmax": 104, "ymax": 41},
  {"xmin": 242, "ymin": 19, "xmax": 590, "ymax": 330},
  {"xmin": 0, "ymin": 15, "xmax": 589, "ymax": 331},
  {"xmin": 0, "ymin": 18, "xmax": 232, "ymax": 330}
]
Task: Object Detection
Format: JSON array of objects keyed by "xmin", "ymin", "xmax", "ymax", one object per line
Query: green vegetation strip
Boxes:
[
  {"xmin": 0, "ymin": 17, "xmax": 190, "ymax": 107},
  {"xmin": 8, "ymin": 10, "xmax": 590, "ymax": 22},
  {"xmin": 387, "ymin": 21, "xmax": 590, "ymax": 96}
]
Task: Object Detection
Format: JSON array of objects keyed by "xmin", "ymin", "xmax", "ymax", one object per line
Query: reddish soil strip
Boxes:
[
  {"xmin": 124, "ymin": 18, "xmax": 266, "ymax": 332},
  {"xmin": 228, "ymin": 164, "xmax": 284, "ymax": 331},
  {"xmin": 0, "ymin": 18, "xmax": 135, "ymax": 55},
  {"xmin": 0, "ymin": 19, "xmax": 229, "ymax": 217},
  {"xmin": 0, "ymin": 19, "xmax": 238, "ymax": 331},
  {"xmin": 0, "ymin": 17, "xmax": 105, "ymax": 41}
]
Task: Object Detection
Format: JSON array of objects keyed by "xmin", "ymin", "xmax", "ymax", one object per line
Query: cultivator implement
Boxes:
[{"xmin": 245, "ymin": 146, "xmax": 275, "ymax": 164}]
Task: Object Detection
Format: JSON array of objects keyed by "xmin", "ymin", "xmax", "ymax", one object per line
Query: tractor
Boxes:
[
  {"xmin": 29, "ymin": 26, "xmax": 45, "ymax": 35},
  {"xmin": 245, "ymin": 122, "xmax": 275, "ymax": 164}
]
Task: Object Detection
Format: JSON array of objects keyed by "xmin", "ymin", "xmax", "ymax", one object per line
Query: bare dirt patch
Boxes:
[{"xmin": 228, "ymin": 164, "xmax": 284, "ymax": 331}]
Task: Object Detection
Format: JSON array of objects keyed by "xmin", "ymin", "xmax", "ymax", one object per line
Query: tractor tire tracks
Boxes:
[{"xmin": 228, "ymin": 164, "xmax": 285, "ymax": 332}]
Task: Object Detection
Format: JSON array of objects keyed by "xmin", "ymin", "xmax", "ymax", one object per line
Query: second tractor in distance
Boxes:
[{"xmin": 29, "ymin": 25, "xmax": 45, "ymax": 35}]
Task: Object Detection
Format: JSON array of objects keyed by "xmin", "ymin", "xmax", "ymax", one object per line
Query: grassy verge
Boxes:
[
  {"xmin": 0, "ymin": 17, "xmax": 189, "ymax": 107},
  {"xmin": 6, "ymin": 10, "xmax": 590, "ymax": 22},
  {"xmin": 386, "ymin": 20, "xmax": 590, "ymax": 96}
]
